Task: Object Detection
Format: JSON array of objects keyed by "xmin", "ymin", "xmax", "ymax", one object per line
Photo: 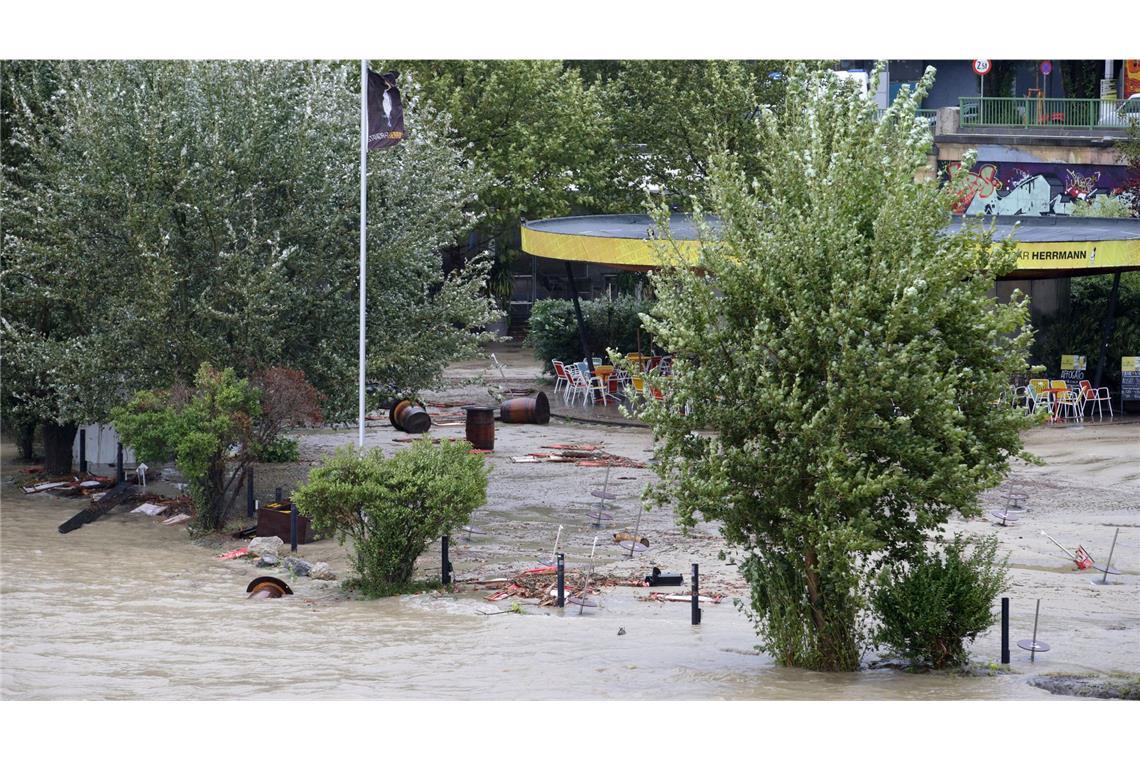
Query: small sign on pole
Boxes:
[
  {"xmin": 973, "ymin": 60, "xmax": 992, "ymax": 99},
  {"xmin": 1040, "ymin": 61, "xmax": 1053, "ymax": 76}
]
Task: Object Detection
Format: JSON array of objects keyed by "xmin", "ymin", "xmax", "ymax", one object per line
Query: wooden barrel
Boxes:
[
  {"xmin": 389, "ymin": 399, "xmax": 432, "ymax": 434},
  {"xmin": 246, "ymin": 576, "xmax": 293, "ymax": 599},
  {"xmin": 499, "ymin": 392, "xmax": 550, "ymax": 425},
  {"xmin": 465, "ymin": 406, "xmax": 496, "ymax": 450}
]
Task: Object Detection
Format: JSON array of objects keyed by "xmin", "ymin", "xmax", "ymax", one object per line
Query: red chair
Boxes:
[{"xmin": 1078, "ymin": 379, "xmax": 1113, "ymax": 422}]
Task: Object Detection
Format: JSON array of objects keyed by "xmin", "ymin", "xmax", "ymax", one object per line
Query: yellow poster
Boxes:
[
  {"xmin": 1061, "ymin": 355, "xmax": 1086, "ymax": 371},
  {"xmin": 1123, "ymin": 356, "xmax": 1140, "ymax": 372}
]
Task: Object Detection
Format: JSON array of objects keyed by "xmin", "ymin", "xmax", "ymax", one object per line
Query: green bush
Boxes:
[
  {"xmin": 293, "ymin": 439, "xmax": 488, "ymax": 595},
  {"xmin": 112, "ymin": 363, "xmax": 261, "ymax": 532},
  {"xmin": 526, "ymin": 295, "xmax": 654, "ymax": 373},
  {"xmin": 257, "ymin": 435, "xmax": 300, "ymax": 463},
  {"xmin": 872, "ymin": 535, "xmax": 1009, "ymax": 669}
]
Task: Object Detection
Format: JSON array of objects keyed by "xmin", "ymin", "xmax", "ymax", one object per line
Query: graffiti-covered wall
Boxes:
[{"xmin": 939, "ymin": 161, "xmax": 1135, "ymax": 216}]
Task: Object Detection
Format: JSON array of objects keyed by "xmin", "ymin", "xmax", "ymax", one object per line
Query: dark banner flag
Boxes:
[{"xmin": 367, "ymin": 70, "xmax": 405, "ymax": 150}]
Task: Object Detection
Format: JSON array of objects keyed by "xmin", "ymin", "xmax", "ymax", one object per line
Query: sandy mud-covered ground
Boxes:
[{"xmin": 2, "ymin": 344, "xmax": 1137, "ymax": 699}]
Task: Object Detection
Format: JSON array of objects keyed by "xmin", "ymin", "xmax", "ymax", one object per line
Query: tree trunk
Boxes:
[
  {"xmin": 16, "ymin": 420, "xmax": 37, "ymax": 461},
  {"xmin": 42, "ymin": 421, "xmax": 78, "ymax": 474}
]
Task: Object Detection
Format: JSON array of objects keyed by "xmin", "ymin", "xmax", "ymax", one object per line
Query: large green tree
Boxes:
[
  {"xmin": 639, "ymin": 64, "xmax": 1034, "ymax": 671},
  {"xmin": 601, "ymin": 60, "xmax": 790, "ymax": 209},
  {"xmin": 2, "ymin": 61, "xmax": 494, "ymax": 469}
]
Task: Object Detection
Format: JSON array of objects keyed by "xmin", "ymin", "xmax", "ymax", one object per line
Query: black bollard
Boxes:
[
  {"xmin": 1001, "ymin": 597, "xmax": 1010, "ymax": 665},
  {"xmin": 116, "ymin": 442, "xmax": 124, "ymax": 484},
  {"xmin": 79, "ymin": 429, "xmax": 87, "ymax": 474},
  {"xmin": 246, "ymin": 467, "xmax": 255, "ymax": 517},
  {"xmin": 290, "ymin": 503, "xmax": 298, "ymax": 552},
  {"xmin": 441, "ymin": 535, "xmax": 452, "ymax": 585},
  {"xmin": 275, "ymin": 486, "xmax": 283, "ymax": 504},
  {"xmin": 556, "ymin": 552, "xmax": 565, "ymax": 608},
  {"xmin": 691, "ymin": 563, "xmax": 701, "ymax": 625}
]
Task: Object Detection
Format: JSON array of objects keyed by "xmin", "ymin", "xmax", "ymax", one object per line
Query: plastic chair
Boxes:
[
  {"xmin": 1078, "ymin": 380, "xmax": 1113, "ymax": 422},
  {"xmin": 551, "ymin": 360, "xmax": 570, "ymax": 398}
]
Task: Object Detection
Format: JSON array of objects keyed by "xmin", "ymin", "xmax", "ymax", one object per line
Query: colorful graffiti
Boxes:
[{"xmin": 940, "ymin": 161, "xmax": 1136, "ymax": 216}]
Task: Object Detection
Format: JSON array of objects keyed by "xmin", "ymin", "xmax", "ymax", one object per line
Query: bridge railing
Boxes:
[{"xmin": 959, "ymin": 97, "xmax": 1139, "ymax": 129}]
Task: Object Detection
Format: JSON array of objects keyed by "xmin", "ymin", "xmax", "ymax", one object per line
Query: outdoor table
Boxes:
[{"xmin": 1038, "ymin": 387, "xmax": 1067, "ymax": 423}]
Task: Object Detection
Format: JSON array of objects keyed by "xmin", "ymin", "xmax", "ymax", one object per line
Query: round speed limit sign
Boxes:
[{"xmin": 973, "ymin": 59, "xmax": 992, "ymax": 76}]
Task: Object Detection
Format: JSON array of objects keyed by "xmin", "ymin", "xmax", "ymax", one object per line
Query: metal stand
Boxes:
[
  {"xmin": 990, "ymin": 508, "xmax": 1019, "ymax": 526},
  {"xmin": 290, "ymin": 504, "xmax": 298, "ymax": 552},
  {"xmin": 460, "ymin": 524, "xmax": 486, "ymax": 541},
  {"xmin": 1000, "ymin": 597, "xmax": 1010, "ymax": 664},
  {"xmin": 1017, "ymin": 599, "xmax": 1050, "ymax": 661},
  {"xmin": 691, "ymin": 563, "xmax": 701, "ymax": 625},
  {"xmin": 539, "ymin": 525, "xmax": 564, "ymax": 566},
  {"xmin": 619, "ymin": 501, "xmax": 648, "ymax": 556},
  {"xmin": 1091, "ymin": 528, "xmax": 1121, "ymax": 585},
  {"xmin": 569, "ymin": 537, "xmax": 599, "ymax": 613},
  {"xmin": 589, "ymin": 462, "xmax": 616, "ymax": 527},
  {"xmin": 441, "ymin": 535, "xmax": 452, "ymax": 586},
  {"xmin": 556, "ymin": 552, "xmax": 565, "ymax": 608}
]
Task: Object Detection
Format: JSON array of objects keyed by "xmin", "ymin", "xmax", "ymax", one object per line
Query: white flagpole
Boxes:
[{"xmin": 358, "ymin": 59, "xmax": 368, "ymax": 449}]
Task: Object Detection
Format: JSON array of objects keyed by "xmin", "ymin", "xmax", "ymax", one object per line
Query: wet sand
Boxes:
[{"xmin": 2, "ymin": 348, "xmax": 1137, "ymax": 699}]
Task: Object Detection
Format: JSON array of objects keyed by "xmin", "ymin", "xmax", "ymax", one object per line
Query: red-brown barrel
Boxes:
[
  {"xmin": 465, "ymin": 406, "xmax": 496, "ymax": 450},
  {"xmin": 499, "ymin": 392, "xmax": 550, "ymax": 425},
  {"xmin": 389, "ymin": 399, "xmax": 432, "ymax": 434}
]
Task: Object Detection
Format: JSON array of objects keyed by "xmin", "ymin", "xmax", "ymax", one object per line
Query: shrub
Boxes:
[
  {"xmin": 872, "ymin": 535, "xmax": 1009, "ymax": 669},
  {"xmin": 526, "ymin": 295, "xmax": 655, "ymax": 373},
  {"xmin": 257, "ymin": 435, "xmax": 300, "ymax": 463},
  {"xmin": 293, "ymin": 439, "xmax": 488, "ymax": 595},
  {"xmin": 112, "ymin": 363, "xmax": 261, "ymax": 532}
]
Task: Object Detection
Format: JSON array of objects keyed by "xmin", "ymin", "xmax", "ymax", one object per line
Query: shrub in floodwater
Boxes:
[
  {"xmin": 871, "ymin": 535, "xmax": 1008, "ymax": 669},
  {"xmin": 293, "ymin": 440, "xmax": 488, "ymax": 596}
]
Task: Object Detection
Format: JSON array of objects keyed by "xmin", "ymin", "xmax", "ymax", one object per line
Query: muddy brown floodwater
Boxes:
[{"xmin": 2, "ymin": 350, "xmax": 1136, "ymax": 699}]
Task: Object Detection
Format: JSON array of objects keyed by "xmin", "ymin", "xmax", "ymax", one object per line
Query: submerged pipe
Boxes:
[{"xmin": 246, "ymin": 576, "xmax": 293, "ymax": 599}]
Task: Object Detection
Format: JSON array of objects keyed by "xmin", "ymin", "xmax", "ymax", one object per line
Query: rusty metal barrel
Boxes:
[
  {"xmin": 389, "ymin": 399, "xmax": 432, "ymax": 434},
  {"xmin": 464, "ymin": 406, "xmax": 495, "ymax": 451},
  {"xmin": 499, "ymin": 391, "xmax": 550, "ymax": 425},
  {"xmin": 246, "ymin": 576, "xmax": 293, "ymax": 599}
]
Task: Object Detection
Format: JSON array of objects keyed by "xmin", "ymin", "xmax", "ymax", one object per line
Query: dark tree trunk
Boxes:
[
  {"xmin": 16, "ymin": 420, "xmax": 37, "ymax": 461},
  {"xmin": 42, "ymin": 421, "xmax": 78, "ymax": 474}
]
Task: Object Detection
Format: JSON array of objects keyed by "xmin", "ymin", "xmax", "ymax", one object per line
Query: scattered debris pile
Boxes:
[{"xmin": 511, "ymin": 443, "xmax": 646, "ymax": 469}]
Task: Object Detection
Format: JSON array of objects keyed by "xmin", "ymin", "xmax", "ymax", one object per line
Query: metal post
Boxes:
[
  {"xmin": 275, "ymin": 486, "xmax": 283, "ymax": 505},
  {"xmin": 556, "ymin": 552, "xmax": 565, "ymax": 608},
  {"xmin": 290, "ymin": 503, "xmax": 298, "ymax": 552},
  {"xmin": 79, "ymin": 429, "xmax": 87, "ymax": 474},
  {"xmin": 564, "ymin": 260, "xmax": 596, "ymax": 383},
  {"xmin": 442, "ymin": 535, "xmax": 451, "ymax": 585},
  {"xmin": 358, "ymin": 59, "xmax": 368, "ymax": 450},
  {"xmin": 1001, "ymin": 597, "xmax": 1010, "ymax": 664},
  {"xmin": 246, "ymin": 466, "xmax": 255, "ymax": 517},
  {"xmin": 1030, "ymin": 599, "xmax": 1041, "ymax": 662},
  {"xmin": 691, "ymin": 563, "xmax": 701, "ymax": 625},
  {"xmin": 116, "ymin": 442, "xmax": 124, "ymax": 484},
  {"xmin": 1091, "ymin": 271, "xmax": 1121, "ymax": 395},
  {"xmin": 1099, "ymin": 528, "xmax": 1120, "ymax": 585}
]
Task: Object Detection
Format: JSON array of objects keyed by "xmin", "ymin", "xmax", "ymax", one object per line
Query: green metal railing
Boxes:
[{"xmin": 959, "ymin": 97, "xmax": 1137, "ymax": 129}]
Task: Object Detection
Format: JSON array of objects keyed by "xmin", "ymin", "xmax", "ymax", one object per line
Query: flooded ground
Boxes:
[
  {"xmin": 0, "ymin": 479, "xmax": 1055, "ymax": 700},
  {"xmin": 2, "ymin": 348, "xmax": 1137, "ymax": 699}
]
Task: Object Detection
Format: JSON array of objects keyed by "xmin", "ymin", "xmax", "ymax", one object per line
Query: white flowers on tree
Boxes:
[
  {"xmin": 2, "ymin": 61, "xmax": 495, "ymax": 469},
  {"xmin": 639, "ymin": 64, "xmax": 1034, "ymax": 672}
]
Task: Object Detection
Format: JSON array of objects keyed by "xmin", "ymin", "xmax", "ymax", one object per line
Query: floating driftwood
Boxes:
[{"xmin": 58, "ymin": 483, "xmax": 136, "ymax": 534}]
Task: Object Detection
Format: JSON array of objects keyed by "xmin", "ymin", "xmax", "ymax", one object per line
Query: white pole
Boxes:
[{"xmin": 358, "ymin": 60, "xmax": 368, "ymax": 450}]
